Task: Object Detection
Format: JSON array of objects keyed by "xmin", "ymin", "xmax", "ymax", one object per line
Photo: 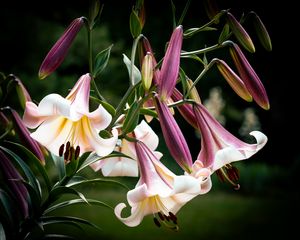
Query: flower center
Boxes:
[
  {"xmin": 59, "ymin": 141, "xmax": 80, "ymax": 163},
  {"xmin": 215, "ymin": 164, "xmax": 240, "ymax": 190}
]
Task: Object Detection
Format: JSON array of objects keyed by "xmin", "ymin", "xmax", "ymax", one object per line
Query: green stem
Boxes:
[
  {"xmin": 107, "ymin": 83, "xmax": 139, "ymax": 130},
  {"xmin": 130, "ymin": 34, "xmax": 143, "ymax": 86},
  {"xmin": 181, "ymin": 44, "xmax": 221, "ymax": 56},
  {"xmin": 185, "ymin": 60, "xmax": 216, "ymax": 98}
]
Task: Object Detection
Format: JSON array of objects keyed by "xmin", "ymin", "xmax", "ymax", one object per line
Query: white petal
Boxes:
[
  {"xmin": 114, "ymin": 202, "xmax": 145, "ymax": 227},
  {"xmin": 88, "ymin": 105, "xmax": 112, "ymax": 131},
  {"xmin": 30, "ymin": 117, "xmax": 73, "ymax": 156},
  {"xmin": 172, "ymin": 175, "xmax": 200, "ymax": 195},
  {"xmin": 38, "ymin": 94, "xmax": 73, "ymax": 119},
  {"xmin": 127, "ymin": 184, "xmax": 149, "ymax": 205},
  {"xmin": 23, "ymin": 102, "xmax": 47, "ymax": 128},
  {"xmin": 212, "ymin": 131, "xmax": 268, "ymax": 171},
  {"xmin": 101, "ymin": 157, "xmax": 138, "ymax": 177},
  {"xmin": 134, "ymin": 120, "xmax": 159, "ymax": 151}
]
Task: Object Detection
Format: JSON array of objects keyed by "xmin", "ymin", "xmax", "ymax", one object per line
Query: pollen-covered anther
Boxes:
[
  {"xmin": 153, "ymin": 217, "xmax": 161, "ymax": 228},
  {"xmin": 75, "ymin": 146, "xmax": 80, "ymax": 159},
  {"xmin": 59, "ymin": 144, "xmax": 64, "ymax": 157}
]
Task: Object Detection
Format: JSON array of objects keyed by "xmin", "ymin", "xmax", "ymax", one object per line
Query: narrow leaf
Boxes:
[
  {"xmin": 48, "ymin": 186, "xmax": 88, "ymax": 204},
  {"xmin": 93, "ymin": 45, "xmax": 113, "ymax": 77},
  {"xmin": 89, "ymin": 96, "xmax": 116, "ymax": 116},
  {"xmin": 0, "ymin": 147, "xmax": 41, "ymax": 197},
  {"xmin": 218, "ymin": 23, "xmax": 230, "ymax": 44},
  {"xmin": 66, "ymin": 178, "xmax": 129, "ymax": 190},
  {"xmin": 6, "ymin": 141, "xmax": 51, "ymax": 192},
  {"xmin": 0, "ymin": 222, "xmax": 6, "ymax": 240},
  {"xmin": 51, "ymin": 153, "xmax": 66, "ymax": 180},
  {"xmin": 123, "ymin": 54, "xmax": 141, "ymax": 85},
  {"xmin": 44, "ymin": 198, "xmax": 112, "ymax": 214},
  {"xmin": 41, "ymin": 216, "xmax": 102, "ymax": 232},
  {"xmin": 122, "ymin": 101, "xmax": 140, "ymax": 134},
  {"xmin": 140, "ymin": 108, "xmax": 157, "ymax": 118},
  {"xmin": 0, "ymin": 189, "xmax": 15, "ymax": 228},
  {"xmin": 129, "ymin": 9, "xmax": 142, "ymax": 38},
  {"xmin": 42, "ymin": 234, "xmax": 76, "ymax": 239}
]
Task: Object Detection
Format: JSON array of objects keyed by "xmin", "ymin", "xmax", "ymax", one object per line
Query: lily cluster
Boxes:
[{"xmin": 0, "ymin": 0, "xmax": 271, "ymax": 236}]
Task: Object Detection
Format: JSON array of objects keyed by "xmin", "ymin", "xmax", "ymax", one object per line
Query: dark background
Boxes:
[{"xmin": 0, "ymin": 0, "xmax": 298, "ymax": 239}]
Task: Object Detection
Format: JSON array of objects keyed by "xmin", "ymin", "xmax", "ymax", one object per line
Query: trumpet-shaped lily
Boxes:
[
  {"xmin": 23, "ymin": 73, "xmax": 118, "ymax": 157},
  {"xmin": 193, "ymin": 103, "xmax": 267, "ymax": 172},
  {"xmin": 90, "ymin": 120, "xmax": 159, "ymax": 177},
  {"xmin": 115, "ymin": 141, "xmax": 202, "ymax": 227}
]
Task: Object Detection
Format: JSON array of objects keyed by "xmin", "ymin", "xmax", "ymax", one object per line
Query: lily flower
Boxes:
[
  {"xmin": 158, "ymin": 26, "xmax": 183, "ymax": 101},
  {"xmin": 193, "ymin": 103, "xmax": 267, "ymax": 172},
  {"xmin": 23, "ymin": 73, "xmax": 118, "ymax": 157},
  {"xmin": 115, "ymin": 141, "xmax": 202, "ymax": 227},
  {"xmin": 230, "ymin": 43, "xmax": 270, "ymax": 110},
  {"xmin": 38, "ymin": 17, "xmax": 84, "ymax": 79},
  {"xmin": 154, "ymin": 96, "xmax": 193, "ymax": 173},
  {"xmin": 90, "ymin": 120, "xmax": 159, "ymax": 177}
]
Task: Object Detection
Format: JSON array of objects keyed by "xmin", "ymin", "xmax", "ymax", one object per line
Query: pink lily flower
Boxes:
[
  {"xmin": 90, "ymin": 120, "xmax": 160, "ymax": 177},
  {"xmin": 114, "ymin": 141, "xmax": 204, "ymax": 227},
  {"xmin": 23, "ymin": 73, "xmax": 118, "ymax": 157},
  {"xmin": 193, "ymin": 103, "xmax": 267, "ymax": 172},
  {"xmin": 38, "ymin": 17, "xmax": 84, "ymax": 79}
]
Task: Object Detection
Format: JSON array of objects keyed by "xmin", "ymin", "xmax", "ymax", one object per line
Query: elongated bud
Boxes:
[
  {"xmin": 142, "ymin": 37, "xmax": 160, "ymax": 85},
  {"xmin": 10, "ymin": 109, "xmax": 45, "ymax": 163},
  {"xmin": 186, "ymin": 79, "xmax": 201, "ymax": 104},
  {"xmin": 251, "ymin": 12, "xmax": 272, "ymax": 51},
  {"xmin": 141, "ymin": 52, "xmax": 153, "ymax": 91},
  {"xmin": 154, "ymin": 96, "xmax": 193, "ymax": 172},
  {"xmin": 226, "ymin": 12, "xmax": 255, "ymax": 53},
  {"xmin": 214, "ymin": 59, "xmax": 252, "ymax": 102},
  {"xmin": 0, "ymin": 149, "xmax": 29, "ymax": 218},
  {"xmin": 158, "ymin": 26, "xmax": 183, "ymax": 101},
  {"xmin": 230, "ymin": 44, "xmax": 270, "ymax": 110},
  {"xmin": 14, "ymin": 76, "xmax": 32, "ymax": 109},
  {"xmin": 38, "ymin": 17, "xmax": 84, "ymax": 79}
]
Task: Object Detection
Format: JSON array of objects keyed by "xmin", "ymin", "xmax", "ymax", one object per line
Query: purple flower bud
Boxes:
[
  {"xmin": 251, "ymin": 12, "xmax": 272, "ymax": 51},
  {"xmin": 226, "ymin": 12, "xmax": 255, "ymax": 53},
  {"xmin": 10, "ymin": 109, "xmax": 45, "ymax": 163},
  {"xmin": 0, "ymin": 149, "xmax": 29, "ymax": 218},
  {"xmin": 214, "ymin": 59, "xmax": 252, "ymax": 102},
  {"xmin": 158, "ymin": 26, "xmax": 183, "ymax": 101},
  {"xmin": 230, "ymin": 43, "xmax": 270, "ymax": 110},
  {"xmin": 154, "ymin": 96, "xmax": 193, "ymax": 172},
  {"xmin": 14, "ymin": 76, "xmax": 32, "ymax": 109},
  {"xmin": 38, "ymin": 17, "xmax": 84, "ymax": 79}
]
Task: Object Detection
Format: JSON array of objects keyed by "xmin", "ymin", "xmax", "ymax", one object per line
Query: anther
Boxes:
[
  {"xmin": 158, "ymin": 212, "xmax": 165, "ymax": 221},
  {"xmin": 59, "ymin": 144, "xmax": 64, "ymax": 157},
  {"xmin": 66, "ymin": 141, "xmax": 70, "ymax": 153},
  {"xmin": 153, "ymin": 217, "xmax": 161, "ymax": 227},
  {"xmin": 64, "ymin": 149, "xmax": 70, "ymax": 161},
  {"xmin": 75, "ymin": 146, "xmax": 80, "ymax": 159},
  {"xmin": 69, "ymin": 147, "xmax": 74, "ymax": 161}
]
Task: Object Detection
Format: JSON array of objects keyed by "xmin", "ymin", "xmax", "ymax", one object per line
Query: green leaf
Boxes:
[
  {"xmin": 218, "ymin": 23, "xmax": 230, "ymax": 44},
  {"xmin": 19, "ymin": 180, "xmax": 42, "ymax": 215},
  {"xmin": 140, "ymin": 108, "xmax": 157, "ymax": 119},
  {"xmin": 178, "ymin": 0, "xmax": 191, "ymax": 25},
  {"xmin": 6, "ymin": 141, "xmax": 52, "ymax": 192},
  {"xmin": 42, "ymin": 234, "xmax": 76, "ymax": 239},
  {"xmin": 77, "ymin": 151, "xmax": 133, "ymax": 172},
  {"xmin": 41, "ymin": 216, "xmax": 102, "ymax": 232},
  {"xmin": 93, "ymin": 44, "xmax": 113, "ymax": 77},
  {"xmin": 179, "ymin": 68, "xmax": 188, "ymax": 96},
  {"xmin": 51, "ymin": 153, "xmax": 66, "ymax": 180},
  {"xmin": 66, "ymin": 178, "xmax": 129, "ymax": 190},
  {"xmin": 122, "ymin": 101, "xmax": 140, "ymax": 134},
  {"xmin": 123, "ymin": 54, "xmax": 141, "ymax": 85},
  {"xmin": 0, "ymin": 189, "xmax": 15, "ymax": 228},
  {"xmin": 0, "ymin": 146, "xmax": 41, "ymax": 198},
  {"xmin": 48, "ymin": 186, "xmax": 88, "ymax": 204},
  {"xmin": 170, "ymin": 0, "xmax": 176, "ymax": 29},
  {"xmin": 89, "ymin": 96, "xmax": 116, "ymax": 116},
  {"xmin": 129, "ymin": 9, "xmax": 142, "ymax": 38},
  {"xmin": 44, "ymin": 198, "xmax": 112, "ymax": 214},
  {"xmin": 0, "ymin": 222, "xmax": 6, "ymax": 240}
]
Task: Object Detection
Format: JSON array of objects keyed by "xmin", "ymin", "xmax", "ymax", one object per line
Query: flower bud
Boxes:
[
  {"xmin": 186, "ymin": 79, "xmax": 202, "ymax": 104},
  {"xmin": 38, "ymin": 17, "xmax": 84, "ymax": 79},
  {"xmin": 214, "ymin": 59, "xmax": 252, "ymax": 102},
  {"xmin": 251, "ymin": 12, "xmax": 272, "ymax": 51},
  {"xmin": 141, "ymin": 52, "xmax": 153, "ymax": 91},
  {"xmin": 230, "ymin": 43, "xmax": 270, "ymax": 110},
  {"xmin": 14, "ymin": 76, "xmax": 32, "ymax": 110},
  {"xmin": 226, "ymin": 12, "xmax": 255, "ymax": 53}
]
